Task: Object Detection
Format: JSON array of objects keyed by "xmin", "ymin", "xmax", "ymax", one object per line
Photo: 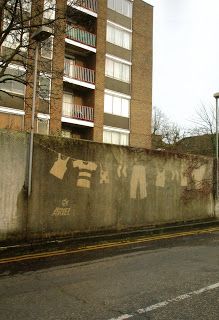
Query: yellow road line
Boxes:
[{"xmin": 1, "ymin": 226, "xmax": 219, "ymax": 265}]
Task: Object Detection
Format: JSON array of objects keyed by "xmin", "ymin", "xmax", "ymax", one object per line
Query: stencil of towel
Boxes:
[
  {"xmin": 50, "ymin": 153, "xmax": 69, "ymax": 180},
  {"xmin": 73, "ymin": 160, "xmax": 97, "ymax": 188},
  {"xmin": 130, "ymin": 165, "xmax": 147, "ymax": 199},
  {"xmin": 156, "ymin": 170, "xmax": 165, "ymax": 187},
  {"xmin": 100, "ymin": 164, "xmax": 110, "ymax": 184}
]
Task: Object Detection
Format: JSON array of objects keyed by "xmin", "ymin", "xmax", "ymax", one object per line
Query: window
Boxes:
[
  {"xmin": 0, "ymin": 67, "xmax": 25, "ymax": 95},
  {"xmin": 39, "ymin": 76, "xmax": 51, "ymax": 100},
  {"xmin": 37, "ymin": 118, "xmax": 49, "ymax": 135},
  {"xmin": 41, "ymin": 36, "xmax": 53, "ymax": 59},
  {"xmin": 105, "ymin": 58, "xmax": 131, "ymax": 83},
  {"xmin": 103, "ymin": 127, "xmax": 129, "ymax": 146},
  {"xmin": 3, "ymin": 15, "xmax": 29, "ymax": 50},
  {"xmin": 107, "ymin": 0, "xmax": 133, "ymax": 18},
  {"xmin": 6, "ymin": 0, "xmax": 32, "ymax": 13},
  {"xmin": 107, "ymin": 23, "xmax": 132, "ymax": 50},
  {"xmin": 104, "ymin": 92, "xmax": 130, "ymax": 117},
  {"xmin": 62, "ymin": 93, "xmax": 74, "ymax": 117},
  {"xmin": 43, "ymin": 0, "xmax": 56, "ymax": 20}
]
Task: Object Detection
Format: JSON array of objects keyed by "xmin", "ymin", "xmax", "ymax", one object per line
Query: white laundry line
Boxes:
[{"xmin": 108, "ymin": 282, "xmax": 219, "ymax": 320}]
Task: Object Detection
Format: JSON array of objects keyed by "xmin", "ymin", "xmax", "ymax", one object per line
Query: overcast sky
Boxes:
[{"xmin": 144, "ymin": 0, "xmax": 219, "ymax": 129}]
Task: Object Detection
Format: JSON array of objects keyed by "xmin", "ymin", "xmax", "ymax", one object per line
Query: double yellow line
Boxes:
[{"xmin": 1, "ymin": 226, "xmax": 219, "ymax": 265}]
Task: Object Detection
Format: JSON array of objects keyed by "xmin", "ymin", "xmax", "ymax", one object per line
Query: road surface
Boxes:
[{"xmin": 0, "ymin": 228, "xmax": 219, "ymax": 319}]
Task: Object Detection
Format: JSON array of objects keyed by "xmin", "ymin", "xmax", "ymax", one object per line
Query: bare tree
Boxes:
[
  {"xmin": 152, "ymin": 106, "xmax": 184, "ymax": 147},
  {"xmin": 188, "ymin": 103, "xmax": 216, "ymax": 136},
  {"xmin": 0, "ymin": 0, "xmax": 79, "ymax": 94}
]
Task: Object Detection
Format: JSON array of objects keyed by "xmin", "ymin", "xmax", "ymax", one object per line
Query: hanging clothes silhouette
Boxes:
[
  {"xmin": 130, "ymin": 165, "xmax": 147, "ymax": 199},
  {"xmin": 50, "ymin": 153, "xmax": 70, "ymax": 180},
  {"xmin": 73, "ymin": 160, "xmax": 97, "ymax": 188}
]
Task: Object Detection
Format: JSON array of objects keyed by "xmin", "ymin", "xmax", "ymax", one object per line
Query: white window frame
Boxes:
[
  {"xmin": 107, "ymin": 21, "xmax": 132, "ymax": 50},
  {"xmin": 105, "ymin": 56, "xmax": 131, "ymax": 83},
  {"xmin": 103, "ymin": 126, "xmax": 129, "ymax": 146},
  {"xmin": 104, "ymin": 91, "xmax": 130, "ymax": 117},
  {"xmin": 39, "ymin": 74, "xmax": 51, "ymax": 101},
  {"xmin": 43, "ymin": 0, "xmax": 56, "ymax": 20},
  {"xmin": 2, "ymin": 14, "xmax": 29, "ymax": 51},
  {"xmin": 107, "ymin": 0, "xmax": 133, "ymax": 18},
  {"xmin": 41, "ymin": 36, "xmax": 54, "ymax": 60},
  {"xmin": 0, "ymin": 65, "xmax": 26, "ymax": 95}
]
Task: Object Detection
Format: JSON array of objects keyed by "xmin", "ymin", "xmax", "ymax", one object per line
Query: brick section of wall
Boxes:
[
  {"xmin": 49, "ymin": 1, "xmax": 67, "ymax": 135},
  {"xmin": 24, "ymin": 0, "xmax": 44, "ymax": 131},
  {"xmin": 0, "ymin": 113, "xmax": 24, "ymax": 131},
  {"xmin": 93, "ymin": 0, "xmax": 107, "ymax": 143},
  {"xmin": 130, "ymin": 0, "xmax": 153, "ymax": 149}
]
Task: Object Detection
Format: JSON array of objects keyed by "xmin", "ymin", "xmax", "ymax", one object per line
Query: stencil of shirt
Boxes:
[
  {"xmin": 50, "ymin": 153, "xmax": 69, "ymax": 180},
  {"xmin": 73, "ymin": 160, "xmax": 97, "ymax": 188},
  {"xmin": 156, "ymin": 170, "xmax": 165, "ymax": 187},
  {"xmin": 130, "ymin": 165, "xmax": 147, "ymax": 199}
]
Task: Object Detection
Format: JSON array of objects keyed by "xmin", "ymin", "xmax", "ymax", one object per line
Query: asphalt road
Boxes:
[{"xmin": 0, "ymin": 229, "xmax": 219, "ymax": 320}]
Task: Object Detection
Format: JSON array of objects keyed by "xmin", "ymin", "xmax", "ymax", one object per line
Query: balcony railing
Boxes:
[
  {"xmin": 62, "ymin": 103, "xmax": 94, "ymax": 122},
  {"xmin": 64, "ymin": 60, "xmax": 95, "ymax": 84},
  {"xmin": 66, "ymin": 25, "xmax": 96, "ymax": 48},
  {"xmin": 68, "ymin": 0, "xmax": 97, "ymax": 13}
]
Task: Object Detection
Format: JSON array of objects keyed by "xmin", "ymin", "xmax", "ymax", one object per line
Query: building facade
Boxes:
[{"xmin": 0, "ymin": 0, "xmax": 153, "ymax": 148}]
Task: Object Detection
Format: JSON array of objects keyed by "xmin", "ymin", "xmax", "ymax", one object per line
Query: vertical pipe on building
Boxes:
[
  {"xmin": 216, "ymin": 97, "xmax": 218, "ymax": 199},
  {"xmin": 28, "ymin": 43, "xmax": 39, "ymax": 197}
]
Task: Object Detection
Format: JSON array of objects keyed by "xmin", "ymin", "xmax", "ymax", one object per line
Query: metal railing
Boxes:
[
  {"xmin": 64, "ymin": 60, "xmax": 95, "ymax": 84},
  {"xmin": 66, "ymin": 25, "xmax": 96, "ymax": 47},
  {"xmin": 62, "ymin": 103, "xmax": 94, "ymax": 122},
  {"xmin": 67, "ymin": 0, "xmax": 97, "ymax": 13}
]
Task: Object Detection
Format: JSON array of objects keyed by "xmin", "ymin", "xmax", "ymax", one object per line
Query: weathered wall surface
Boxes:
[
  {"xmin": 28, "ymin": 134, "xmax": 214, "ymax": 239},
  {"xmin": 0, "ymin": 131, "xmax": 28, "ymax": 240},
  {"xmin": 0, "ymin": 131, "xmax": 215, "ymax": 241}
]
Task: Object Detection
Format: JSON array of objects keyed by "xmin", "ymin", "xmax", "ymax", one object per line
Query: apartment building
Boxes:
[{"xmin": 0, "ymin": 0, "xmax": 153, "ymax": 148}]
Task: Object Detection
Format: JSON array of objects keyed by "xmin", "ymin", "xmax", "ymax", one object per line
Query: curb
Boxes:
[{"xmin": 1, "ymin": 218, "xmax": 219, "ymax": 258}]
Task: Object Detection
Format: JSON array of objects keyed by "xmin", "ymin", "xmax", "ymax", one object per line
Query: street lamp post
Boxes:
[
  {"xmin": 28, "ymin": 26, "xmax": 52, "ymax": 197},
  {"xmin": 214, "ymin": 92, "xmax": 219, "ymax": 200}
]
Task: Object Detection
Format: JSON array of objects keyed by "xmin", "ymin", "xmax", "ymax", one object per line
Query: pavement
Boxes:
[
  {"xmin": 0, "ymin": 217, "xmax": 219, "ymax": 259},
  {"xmin": 0, "ymin": 221, "xmax": 219, "ymax": 320}
]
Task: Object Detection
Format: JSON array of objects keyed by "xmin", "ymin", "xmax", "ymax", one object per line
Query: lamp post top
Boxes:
[
  {"xmin": 214, "ymin": 92, "xmax": 219, "ymax": 99},
  {"xmin": 31, "ymin": 26, "xmax": 53, "ymax": 42}
]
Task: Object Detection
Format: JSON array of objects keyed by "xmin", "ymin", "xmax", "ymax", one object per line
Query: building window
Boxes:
[
  {"xmin": 105, "ymin": 57, "xmax": 131, "ymax": 83},
  {"xmin": 39, "ymin": 76, "xmax": 51, "ymax": 100},
  {"xmin": 107, "ymin": 0, "xmax": 133, "ymax": 18},
  {"xmin": 0, "ymin": 67, "xmax": 25, "ymax": 95},
  {"xmin": 2, "ymin": 15, "xmax": 29, "ymax": 51},
  {"xmin": 104, "ymin": 92, "xmax": 130, "ymax": 117},
  {"xmin": 7, "ymin": 0, "xmax": 32, "ymax": 13},
  {"xmin": 62, "ymin": 93, "xmax": 74, "ymax": 117},
  {"xmin": 103, "ymin": 127, "xmax": 129, "ymax": 146},
  {"xmin": 107, "ymin": 22, "xmax": 132, "ymax": 50},
  {"xmin": 43, "ymin": 0, "xmax": 56, "ymax": 20},
  {"xmin": 41, "ymin": 36, "xmax": 53, "ymax": 59},
  {"xmin": 37, "ymin": 118, "xmax": 49, "ymax": 135}
]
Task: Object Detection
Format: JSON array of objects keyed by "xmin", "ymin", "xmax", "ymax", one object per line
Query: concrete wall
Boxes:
[
  {"xmin": 0, "ymin": 131, "xmax": 215, "ymax": 241},
  {"xmin": 0, "ymin": 131, "xmax": 28, "ymax": 240}
]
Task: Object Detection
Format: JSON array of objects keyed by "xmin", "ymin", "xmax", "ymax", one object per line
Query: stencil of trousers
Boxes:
[{"xmin": 130, "ymin": 165, "xmax": 147, "ymax": 199}]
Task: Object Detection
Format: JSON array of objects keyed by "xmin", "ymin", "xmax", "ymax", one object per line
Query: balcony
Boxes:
[
  {"xmin": 62, "ymin": 103, "xmax": 94, "ymax": 127},
  {"xmin": 67, "ymin": 0, "xmax": 97, "ymax": 17},
  {"xmin": 64, "ymin": 59, "xmax": 95, "ymax": 89},
  {"xmin": 66, "ymin": 24, "xmax": 96, "ymax": 53}
]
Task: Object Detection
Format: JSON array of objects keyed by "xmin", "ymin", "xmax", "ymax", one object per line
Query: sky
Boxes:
[{"xmin": 143, "ymin": 0, "xmax": 219, "ymax": 129}]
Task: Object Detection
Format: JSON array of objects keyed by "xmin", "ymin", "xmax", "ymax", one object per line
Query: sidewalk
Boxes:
[{"xmin": 1, "ymin": 218, "xmax": 219, "ymax": 259}]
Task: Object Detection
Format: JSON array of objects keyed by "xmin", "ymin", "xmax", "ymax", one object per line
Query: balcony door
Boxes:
[
  {"xmin": 64, "ymin": 57, "xmax": 76, "ymax": 78},
  {"xmin": 63, "ymin": 93, "xmax": 74, "ymax": 117}
]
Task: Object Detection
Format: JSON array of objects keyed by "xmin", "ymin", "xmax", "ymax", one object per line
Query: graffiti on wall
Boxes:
[{"xmin": 48, "ymin": 150, "xmax": 210, "ymax": 203}]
